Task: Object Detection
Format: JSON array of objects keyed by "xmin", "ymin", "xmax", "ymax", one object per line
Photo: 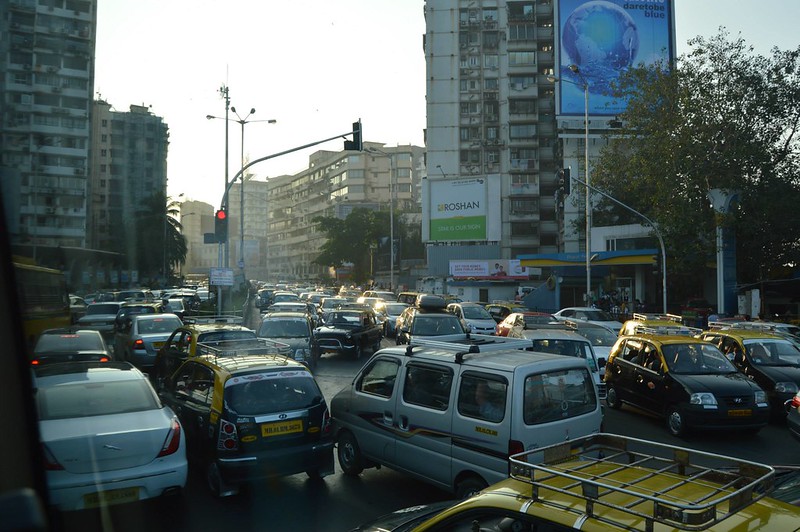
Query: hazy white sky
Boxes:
[{"xmin": 94, "ymin": 0, "xmax": 800, "ymax": 207}]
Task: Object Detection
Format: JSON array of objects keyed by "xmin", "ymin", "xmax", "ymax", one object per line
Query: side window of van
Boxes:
[
  {"xmin": 403, "ymin": 364, "xmax": 453, "ymax": 410},
  {"xmin": 458, "ymin": 374, "xmax": 507, "ymax": 422},
  {"xmin": 524, "ymin": 369, "xmax": 597, "ymax": 425},
  {"xmin": 357, "ymin": 358, "xmax": 400, "ymax": 398}
]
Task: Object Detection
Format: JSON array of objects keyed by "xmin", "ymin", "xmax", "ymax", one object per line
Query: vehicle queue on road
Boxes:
[{"xmin": 22, "ymin": 283, "xmax": 800, "ymax": 529}]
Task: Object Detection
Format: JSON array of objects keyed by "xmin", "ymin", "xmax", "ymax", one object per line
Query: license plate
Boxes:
[
  {"xmin": 153, "ymin": 342, "xmax": 165, "ymax": 349},
  {"xmin": 261, "ymin": 419, "xmax": 303, "ymax": 437},
  {"xmin": 83, "ymin": 487, "xmax": 140, "ymax": 508},
  {"xmin": 728, "ymin": 409, "xmax": 752, "ymax": 417}
]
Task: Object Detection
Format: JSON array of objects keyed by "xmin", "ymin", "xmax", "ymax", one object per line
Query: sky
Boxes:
[{"xmin": 94, "ymin": 0, "xmax": 800, "ymax": 208}]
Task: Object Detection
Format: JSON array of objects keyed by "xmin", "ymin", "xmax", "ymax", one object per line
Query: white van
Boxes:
[{"xmin": 330, "ymin": 337, "xmax": 603, "ymax": 498}]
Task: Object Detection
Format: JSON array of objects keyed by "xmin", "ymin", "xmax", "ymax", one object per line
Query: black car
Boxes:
[
  {"xmin": 604, "ymin": 334, "xmax": 770, "ymax": 437},
  {"xmin": 313, "ymin": 308, "xmax": 383, "ymax": 359},
  {"xmin": 31, "ymin": 328, "xmax": 112, "ymax": 366},
  {"xmin": 257, "ymin": 311, "xmax": 320, "ymax": 369},
  {"xmin": 158, "ymin": 354, "xmax": 334, "ymax": 497}
]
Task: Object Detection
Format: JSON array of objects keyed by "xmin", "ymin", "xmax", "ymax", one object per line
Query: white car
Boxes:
[
  {"xmin": 34, "ymin": 362, "xmax": 187, "ymax": 511},
  {"xmin": 552, "ymin": 307, "xmax": 624, "ymax": 334},
  {"xmin": 446, "ymin": 302, "xmax": 498, "ymax": 335}
]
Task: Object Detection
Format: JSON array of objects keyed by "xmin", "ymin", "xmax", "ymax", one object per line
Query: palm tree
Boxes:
[{"xmin": 130, "ymin": 192, "xmax": 187, "ymax": 285}]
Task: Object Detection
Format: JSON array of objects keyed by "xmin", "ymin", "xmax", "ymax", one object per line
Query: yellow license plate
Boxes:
[
  {"xmin": 261, "ymin": 419, "xmax": 303, "ymax": 437},
  {"xmin": 728, "ymin": 409, "xmax": 752, "ymax": 417},
  {"xmin": 153, "ymin": 342, "xmax": 165, "ymax": 349},
  {"xmin": 83, "ymin": 487, "xmax": 140, "ymax": 508}
]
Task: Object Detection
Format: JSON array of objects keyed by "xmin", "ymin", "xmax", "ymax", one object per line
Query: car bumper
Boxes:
[
  {"xmin": 317, "ymin": 338, "xmax": 356, "ymax": 353},
  {"xmin": 128, "ymin": 349, "xmax": 157, "ymax": 369},
  {"xmin": 217, "ymin": 440, "xmax": 334, "ymax": 483},
  {"xmin": 46, "ymin": 458, "xmax": 187, "ymax": 511},
  {"xmin": 681, "ymin": 405, "xmax": 770, "ymax": 431}
]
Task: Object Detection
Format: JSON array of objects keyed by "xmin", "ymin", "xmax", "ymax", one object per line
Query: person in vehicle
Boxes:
[{"xmin": 475, "ymin": 381, "xmax": 502, "ymax": 421}]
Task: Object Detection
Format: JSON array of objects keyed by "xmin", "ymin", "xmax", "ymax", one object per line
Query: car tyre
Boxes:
[
  {"xmin": 337, "ymin": 431, "xmax": 364, "ymax": 476},
  {"xmin": 605, "ymin": 384, "xmax": 622, "ymax": 409},
  {"xmin": 666, "ymin": 405, "xmax": 689, "ymax": 437},
  {"xmin": 455, "ymin": 475, "xmax": 487, "ymax": 499},
  {"xmin": 206, "ymin": 461, "xmax": 239, "ymax": 498}
]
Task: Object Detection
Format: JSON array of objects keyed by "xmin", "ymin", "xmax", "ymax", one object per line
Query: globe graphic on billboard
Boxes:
[{"xmin": 561, "ymin": 1, "xmax": 639, "ymax": 94}]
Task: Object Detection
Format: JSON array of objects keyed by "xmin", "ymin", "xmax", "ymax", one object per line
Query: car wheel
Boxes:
[
  {"xmin": 455, "ymin": 475, "xmax": 487, "ymax": 499},
  {"xmin": 666, "ymin": 406, "xmax": 688, "ymax": 437},
  {"xmin": 605, "ymin": 384, "xmax": 622, "ymax": 409},
  {"xmin": 337, "ymin": 431, "xmax": 364, "ymax": 476}
]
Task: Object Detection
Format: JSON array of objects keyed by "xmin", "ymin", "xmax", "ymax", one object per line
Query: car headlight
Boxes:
[
  {"xmin": 345, "ymin": 333, "xmax": 352, "ymax": 339},
  {"xmin": 689, "ymin": 392, "xmax": 717, "ymax": 406},
  {"xmin": 755, "ymin": 390, "xmax": 768, "ymax": 406},
  {"xmin": 775, "ymin": 382, "xmax": 799, "ymax": 394}
]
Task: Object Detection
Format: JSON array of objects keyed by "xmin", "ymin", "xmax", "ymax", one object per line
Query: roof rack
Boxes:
[
  {"xmin": 634, "ymin": 324, "xmax": 701, "ymax": 336},
  {"xmin": 509, "ymin": 433, "xmax": 775, "ymax": 531},
  {"xmin": 407, "ymin": 333, "xmax": 531, "ymax": 360},
  {"xmin": 196, "ymin": 337, "xmax": 292, "ymax": 359},
  {"xmin": 183, "ymin": 315, "xmax": 244, "ymax": 325},
  {"xmin": 633, "ymin": 312, "xmax": 683, "ymax": 323}
]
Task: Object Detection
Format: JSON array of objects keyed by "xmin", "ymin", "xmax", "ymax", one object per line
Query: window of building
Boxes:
[
  {"xmin": 510, "ymin": 124, "xmax": 537, "ymax": 139},
  {"xmin": 460, "ymin": 102, "xmax": 480, "ymax": 115},
  {"xmin": 483, "ymin": 32, "xmax": 499, "ymax": 48},
  {"xmin": 484, "ymin": 78, "xmax": 499, "ymax": 91},
  {"xmin": 460, "ymin": 127, "xmax": 480, "ymax": 141},
  {"xmin": 482, "ymin": 8, "xmax": 498, "ymax": 21},
  {"xmin": 508, "ymin": 2, "xmax": 535, "ymax": 21},
  {"xmin": 484, "ymin": 101, "xmax": 499, "ymax": 118},
  {"xmin": 510, "ymin": 75, "xmax": 536, "ymax": 90},
  {"xmin": 460, "ymin": 150, "xmax": 481, "ymax": 164},
  {"xmin": 509, "ymin": 24, "xmax": 536, "ymax": 41},
  {"xmin": 100, "ymin": 134, "xmax": 107, "ymax": 142},
  {"xmin": 101, "ymin": 119, "xmax": 108, "ymax": 127},
  {"xmin": 484, "ymin": 54, "xmax": 498, "ymax": 69},
  {"xmin": 460, "ymin": 79, "xmax": 479, "ymax": 92},
  {"xmin": 100, "ymin": 164, "xmax": 106, "ymax": 172},
  {"xmin": 511, "ymin": 222, "xmax": 539, "ymax": 236},
  {"xmin": 510, "ymin": 197, "xmax": 539, "ymax": 214},
  {"xmin": 485, "ymin": 126, "xmax": 499, "ymax": 140},
  {"xmin": 486, "ymin": 150, "xmax": 500, "ymax": 163},
  {"xmin": 509, "ymin": 51, "xmax": 536, "ymax": 66},
  {"xmin": 100, "ymin": 149, "xmax": 107, "ymax": 157},
  {"xmin": 510, "ymin": 99, "xmax": 537, "ymax": 114}
]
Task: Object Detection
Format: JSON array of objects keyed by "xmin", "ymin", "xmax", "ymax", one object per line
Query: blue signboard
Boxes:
[{"xmin": 556, "ymin": 0, "xmax": 674, "ymax": 116}]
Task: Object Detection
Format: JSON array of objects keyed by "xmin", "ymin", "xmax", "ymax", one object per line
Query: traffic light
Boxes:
[
  {"xmin": 215, "ymin": 208, "xmax": 228, "ymax": 241},
  {"xmin": 344, "ymin": 119, "xmax": 362, "ymax": 151}
]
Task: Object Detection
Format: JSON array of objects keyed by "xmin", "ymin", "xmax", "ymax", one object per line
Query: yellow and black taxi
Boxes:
[
  {"xmin": 353, "ymin": 434, "xmax": 800, "ymax": 531},
  {"xmin": 152, "ymin": 320, "xmax": 258, "ymax": 389},
  {"xmin": 604, "ymin": 330, "xmax": 770, "ymax": 437},
  {"xmin": 699, "ymin": 327, "xmax": 800, "ymax": 419},
  {"xmin": 157, "ymin": 353, "xmax": 334, "ymax": 497},
  {"xmin": 484, "ymin": 301, "xmax": 528, "ymax": 324}
]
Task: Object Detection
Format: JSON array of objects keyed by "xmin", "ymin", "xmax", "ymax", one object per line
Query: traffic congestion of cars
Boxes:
[{"xmin": 14, "ymin": 282, "xmax": 800, "ymax": 529}]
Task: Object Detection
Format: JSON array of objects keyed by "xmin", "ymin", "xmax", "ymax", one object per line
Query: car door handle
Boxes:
[
  {"xmin": 398, "ymin": 415, "xmax": 409, "ymax": 431},
  {"xmin": 383, "ymin": 410, "xmax": 394, "ymax": 426}
]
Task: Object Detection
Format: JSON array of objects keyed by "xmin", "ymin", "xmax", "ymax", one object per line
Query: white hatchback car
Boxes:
[
  {"xmin": 552, "ymin": 307, "xmax": 624, "ymax": 333},
  {"xmin": 33, "ymin": 362, "xmax": 187, "ymax": 511}
]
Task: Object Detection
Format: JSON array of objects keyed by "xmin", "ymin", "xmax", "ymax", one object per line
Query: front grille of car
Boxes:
[
  {"xmin": 720, "ymin": 395, "xmax": 754, "ymax": 407},
  {"xmin": 318, "ymin": 339, "xmax": 345, "ymax": 350}
]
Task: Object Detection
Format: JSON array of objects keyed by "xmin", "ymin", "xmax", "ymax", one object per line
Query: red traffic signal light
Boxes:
[
  {"xmin": 215, "ymin": 209, "xmax": 227, "ymax": 221},
  {"xmin": 215, "ymin": 208, "xmax": 228, "ymax": 240}
]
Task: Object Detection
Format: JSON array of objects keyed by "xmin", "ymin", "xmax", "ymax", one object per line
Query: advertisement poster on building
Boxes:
[
  {"xmin": 555, "ymin": 0, "xmax": 675, "ymax": 116},
  {"xmin": 450, "ymin": 259, "xmax": 529, "ymax": 280}
]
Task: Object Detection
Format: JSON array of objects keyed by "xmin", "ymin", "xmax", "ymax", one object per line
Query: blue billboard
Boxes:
[{"xmin": 556, "ymin": 0, "xmax": 675, "ymax": 116}]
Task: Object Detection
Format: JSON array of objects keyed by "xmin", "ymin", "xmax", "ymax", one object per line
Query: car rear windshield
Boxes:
[
  {"xmin": 87, "ymin": 303, "xmax": 120, "ymax": 315},
  {"xmin": 35, "ymin": 333, "xmax": 105, "ymax": 352},
  {"xmin": 137, "ymin": 317, "xmax": 182, "ymax": 334},
  {"xmin": 224, "ymin": 372, "xmax": 322, "ymax": 416},
  {"xmin": 37, "ymin": 379, "xmax": 159, "ymax": 420},
  {"xmin": 524, "ymin": 368, "xmax": 597, "ymax": 425},
  {"xmin": 258, "ymin": 319, "xmax": 309, "ymax": 338}
]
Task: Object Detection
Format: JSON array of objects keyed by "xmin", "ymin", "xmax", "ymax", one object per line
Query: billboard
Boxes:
[
  {"xmin": 556, "ymin": 0, "xmax": 674, "ymax": 116},
  {"xmin": 423, "ymin": 177, "xmax": 501, "ymax": 242},
  {"xmin": 450, "ymin": 259, "xmax": 530, "ymax": 280}
]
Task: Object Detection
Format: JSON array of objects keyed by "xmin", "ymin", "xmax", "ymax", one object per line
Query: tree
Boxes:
[
  {"xmin": 312, "ymin": 208, "xmax": 389, "ymax": 285},
  {"xmin": 126, "ymin": 192, "xmax": 187, "ymax": 285},
  {"xmin": 591, "ymin": 29, "xmax": 800, "ymax": 301}
]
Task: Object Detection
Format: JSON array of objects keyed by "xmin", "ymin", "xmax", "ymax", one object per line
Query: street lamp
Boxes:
[
  {"xmin": 367, "ymin": 147, "xmax": 396, "ymax": 291},
  {"xmin": 548, "ymin": 64, "xmax": 592, "ymax": 304},
  {"xmin": 206, "ymin": 109, "xmax": 276, "ymax": 275}
]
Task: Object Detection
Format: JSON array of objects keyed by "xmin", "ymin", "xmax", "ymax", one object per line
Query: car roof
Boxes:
[
  {"xmin": 132, "ymin": 312, "xmax": 181, "ymax": 321},
  {"xmin": 707, "ymin": 329, "xmax": 787, "ymax": 340},
  {"xmin": 523, "ymin": 329, "xmax": 588, "ymax": 341},
  {"xmin": 33, "ymin": 361, "xmax": 142, "ymax": 383},
  {"xmin": 624, "ymin": 334, "xmax": 714, "ymax": 347},
  {"xmin": 261, "ymin": 311, "xmax": 309, "ymax": 319},
  {"xmin": 196, "ymin": 353, "xmax": 308, "ymax": 377},
  {"xmin": 40, "ymin": 327, "xmax": 102, "ymax": 337},
  {"xmin": 377, "ymin": 345, "xmax": 585, "ymax": 373}
]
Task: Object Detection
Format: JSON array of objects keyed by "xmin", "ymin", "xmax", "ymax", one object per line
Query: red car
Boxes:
[{"xmin": 495, "ymin": 312, "xmax": 556, "ymax": 336}]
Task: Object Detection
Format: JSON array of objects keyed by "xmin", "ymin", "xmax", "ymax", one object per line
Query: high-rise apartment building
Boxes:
[
  {"xmin": 1, "ymin": 0, "xmax": 98, "ymax": 253},
  {"xmin": 87, "ymin": 100, "xmax": 169, "ymax": 253}
]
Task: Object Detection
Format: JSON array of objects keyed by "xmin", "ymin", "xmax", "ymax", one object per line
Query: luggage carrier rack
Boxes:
[
  {"xmin": 196, "ymin": 337, "xmax": 292, "ymax": 360},
  {"xmin": 407, "ymin": 333, "xmax": 532, "ymax": 361},
  {"xmin": 508, "ymin": 433, "xmax": 775, "ymax": 531}
]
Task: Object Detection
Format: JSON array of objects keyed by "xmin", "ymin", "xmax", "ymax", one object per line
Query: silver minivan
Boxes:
[{"xmin": 330, "ymin": 338, "xmax": 603, "ymax": 498}]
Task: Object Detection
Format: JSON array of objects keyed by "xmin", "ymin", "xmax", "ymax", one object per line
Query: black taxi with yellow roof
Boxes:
[
  {"xmin": 618, "ymin": 313, "xmax": 700, "ymax": 336},
  {"xmin": 158, "ymin": 352, "xmax": 333, "ymax": 497},
  {"xmin": 355, "ymin": 434, "xmax": 800, "ymax": 531},
  {"xmin": 699, "ymin": 326, "xmax": 800, "ymax": 418},
  {"xmin": 604, "ymin": 327, "xmax": 769, "ymax": 437}
]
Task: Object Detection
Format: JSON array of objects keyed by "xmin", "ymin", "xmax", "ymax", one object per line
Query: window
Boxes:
[
  {"xmin": 511, "ymin": 221, "xmax": 538, "ymax": 236},
  {"xmin": 510, "ymin": 99, "xmax": 537, "ymax": 114},
  {"xmin": 460, "ymin": 127, "xmax": 480, "ymax": 141},
  {"xmin": 509, "ymin": 24, "xmax": 536, "ymax": 41},
  {"xmin": 458, "ymin": 373, "xmax": 507, "ymax": 422},
  {"xmin": 357, "ymin": 358, "xmax": 400, "ymax": 398},
  {"xmin": 460, "ymin": 150, "xmax": 481, "ymax": 164},
  {"xmin": 403, "ymin": 364, "xmax": 453, "ymax": 410},
  {"xmin": 510, "ymin": 124, "xmax": 536, "ymax": 139},
  {"xmin": 484, "ymin": 78, "xmax": 499, "ymax": 91},
  {"xmin": 509, "ymin": 52, "xmax": 536, "ymax": 66},
  {"xmin": 524, "ymin": 369, "xmax": 596, "ymax": 425}
]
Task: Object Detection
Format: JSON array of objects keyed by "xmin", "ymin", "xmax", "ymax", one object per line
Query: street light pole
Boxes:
[
  {"xmin": 548, "ymin": 65, "xmax": 592, "ymax": 304},
  {"xmin": 366, "ymin": 147, "xmax": 396, "ymax": 291}
]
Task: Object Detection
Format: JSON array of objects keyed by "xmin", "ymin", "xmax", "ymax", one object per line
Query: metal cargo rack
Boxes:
[
  {"xmin": 183, "ymin": 314, "xmax": 244, "ymax": 325},
  {"xmin": 196, "ymin": 337, "xmax": 292, "ymax": 359},
  {"xmin": 407, "ymin": 333, "xmax": 532, "ymax": 359},
  {"xmin": 632, "ymin": 313, "xmax": 684, "ymax": 323},
  {"xmin": 508, "ymin": 433, "xmax": 775, "ymax": 531},
  {"xmin": 634, "ymin": 324, "xmax": 702, "ymax": 336}
]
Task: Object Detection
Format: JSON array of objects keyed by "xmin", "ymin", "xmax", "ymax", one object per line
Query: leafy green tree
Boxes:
[
  {"xmin": 591, "ymin": 29, "xmax": 800, "ymax": 301},
  {"xmin": 125, "ymin": 192, "xmax": 187, "ymax": 285},
  {"xmin": 312, "ymin": 208, "xmax": 389, "ymax": 285}
]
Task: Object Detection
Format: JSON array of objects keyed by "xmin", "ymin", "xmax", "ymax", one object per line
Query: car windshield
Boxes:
[
  {"xmin": 523, "ymin": 314, "xmax": 555, "ymax": 327},
  {"xmin": 37, "ymin": 379, "xmax": 158, "ymax": 420},
  {"xmin": 744, "ymin": 340, "xmax": 800, "ymax": 366},
  {"xmin": 137, "ymin": 317, "xmax": 182, "ymax": 334},
  {"xmin": 574, "ymin": 327, "xmax": 618, "ymax": 346},
  {"xmin": 35, "ymin": 333, "xmax": 104, "ymax": 352},
  {"xmin": 413, "ymin": 315, "xmax": 464, "ymax": 336},
  {"xmin": 259, "ymin": 319, "xmax": 310, "ymax": 338},
  {"xmin": 461, "ymin": 306, "xmax": 493, "ymax": 320},
  {"xmin": 662, "ymin": 343, "xmax": 737, "ymax": 374},
  {"xmin": 224, "ymin": 372, "xmax": 322, "ymax": 415}
]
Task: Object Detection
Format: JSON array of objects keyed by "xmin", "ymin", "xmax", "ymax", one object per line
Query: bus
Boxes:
[{"xmin": 13, "ymin": 258, "xmax": 71, "ymax": 352}]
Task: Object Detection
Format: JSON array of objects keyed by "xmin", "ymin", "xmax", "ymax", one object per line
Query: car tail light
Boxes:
[
  {"xmin": 99, "ymin": 356, "xmax": 110, "ymax": 362},
  {"xmin": 508, "ymin": 439, "xmax": 524, "ymax": 456},
  {"xmin": 217, "ymin": 419, "xmax": 239, "ymax": 451},
  {"xmin": 42, "ymin": 444, "xmax": 64, "ymax": 471},
  {"xmin": 31, "ymin": 359, "xmax": 40, "ymax": 366},
  {"xmin": 157, "ymin": 418, "xmax": 182, "ymax": 457},
  {"xmin": 792, "ymin": 393, "xmax": 800, "ymax": 409},
  {"xmin": 134, "ymin": 339, "xmax": 144, "ymax": 348}
]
